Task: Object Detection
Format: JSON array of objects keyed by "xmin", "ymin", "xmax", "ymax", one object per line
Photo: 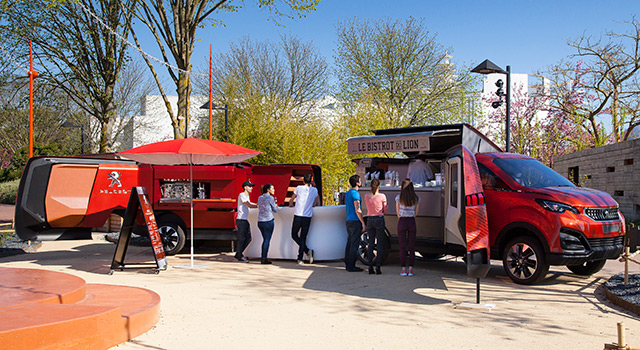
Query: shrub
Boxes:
[{"xmin": 0, "ymin": 179, "xmax": 19, "ymax": 204}]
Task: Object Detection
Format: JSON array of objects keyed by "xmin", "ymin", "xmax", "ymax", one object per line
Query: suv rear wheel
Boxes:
[
  {"xmin": 567, "ymin": 260, "xmax": 606, "ymax": 276},
  {"xmin": 503, "ymin": 236, "xmax": 549, "ymax": 285}
]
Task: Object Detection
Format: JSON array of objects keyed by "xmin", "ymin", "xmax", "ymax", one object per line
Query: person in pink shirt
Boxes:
[{"xmin": 364, "ymin": 178, "xmax": 387, "ymax": 274}]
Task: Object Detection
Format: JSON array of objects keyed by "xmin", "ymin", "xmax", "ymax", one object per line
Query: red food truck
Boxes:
[
  {"xmin": 14, "ymin": 156, "xmax": 321, "ymax": 255},
  {"xmin": 348, "ymin": 124, "xmax": 625, "ymax": 284}
]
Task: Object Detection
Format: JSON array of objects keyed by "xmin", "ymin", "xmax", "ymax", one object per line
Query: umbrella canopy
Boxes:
[
  {"xmin": 117, "ymin": 138, "xmax": 260, "ymax": 165},
  {"xmin": 116, "ymin": 138, "xmax": 261, "ymax": 268}
]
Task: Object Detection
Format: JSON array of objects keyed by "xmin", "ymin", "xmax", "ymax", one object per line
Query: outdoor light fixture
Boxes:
[
  {"xmin": 199, "ymin": 102, "xmax": 229, "ymax": 141},
  {"xmin": 61, "ymin": 120, "xmax": 85, "ymax": 154},
  {"xmin": 492, "ymin": 79, "xmax": 505, "ymax": 108},
  {"xmin": 471, "ymin": 59, "xmax": 512, "ymax": 152}
]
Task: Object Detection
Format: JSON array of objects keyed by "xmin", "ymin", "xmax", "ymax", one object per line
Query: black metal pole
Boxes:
[
  {"xmin": 505, "ymin": 65, "xmax": 511, "ymax": 153},
  {"xmin": 476, "ymin": 278, "xmax": 480, "ymax": 303},
  {"xmin": 224, "ymin": 104, "xmax": 228, "ymax": 141}
]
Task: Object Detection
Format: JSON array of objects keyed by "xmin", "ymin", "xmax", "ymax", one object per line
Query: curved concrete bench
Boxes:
[{"xmin": 0, "ymin": 267, "xmax": 160, "ymax": 350}]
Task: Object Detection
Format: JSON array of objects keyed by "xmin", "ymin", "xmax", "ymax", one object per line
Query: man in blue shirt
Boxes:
[{"xmin": 344, "ymin": 174, "xmax": 366, "ymax": 272}]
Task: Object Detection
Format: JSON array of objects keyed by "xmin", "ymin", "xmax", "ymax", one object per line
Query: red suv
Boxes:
[{"xmin": 476, "ymin": 153, "xmax": 626, "ymax": 284}]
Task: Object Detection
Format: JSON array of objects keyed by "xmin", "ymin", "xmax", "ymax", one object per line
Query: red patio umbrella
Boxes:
[{"xmin": 117, "ymin": 138, "xmax": 261, "ymax": 268}]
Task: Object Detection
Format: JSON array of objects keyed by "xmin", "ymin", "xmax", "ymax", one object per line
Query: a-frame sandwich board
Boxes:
[{"xmin": 110, "ymin": 186, "xmax": 168, "ymax": 274}]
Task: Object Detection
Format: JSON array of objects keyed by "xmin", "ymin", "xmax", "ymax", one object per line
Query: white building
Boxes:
[{"xmin": 132, "ymin": 95, "xmax": 210, "ymax": 147}]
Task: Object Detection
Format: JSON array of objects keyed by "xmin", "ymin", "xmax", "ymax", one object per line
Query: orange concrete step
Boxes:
[
  {"xmin": 77, "ymin": 284, "xmax": 161, "ymax": 345},
  {"xmin": 0, "ymin": 267, "xmax": 161, "ymax": 350},
  {"xmin": 0, "ymin": 267, "xmax": 86, "ymax": 309},
  {"xmin": 0, "ymin": 302, "xmax": 122, "ymax": 349}
]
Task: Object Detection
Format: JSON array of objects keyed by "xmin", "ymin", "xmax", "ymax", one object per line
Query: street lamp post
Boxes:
[
  {"xmin": 62, "ymin": 121, "xmax": 85, "ymax": 154},
  {"xmin": 471, "ymin": 59, "xmax": 512, "ymax": 153},
  {"xmin": 199, "ymin": 102, "xmax": 229, "ymax": 141}
]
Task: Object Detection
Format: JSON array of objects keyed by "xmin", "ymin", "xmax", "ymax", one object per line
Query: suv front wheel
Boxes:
[
  {"xmin": 567, "ymin": 260, "xmax": 606, "ymax": 276},
  {"xmin": 503, "ymin": 236, "xmax": 549, "ymax": 285}
]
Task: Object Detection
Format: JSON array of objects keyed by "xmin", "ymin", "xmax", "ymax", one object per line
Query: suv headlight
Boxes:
[{"xmin": 536, "ymin": 199, "xmax": 579, "ymax": 214}]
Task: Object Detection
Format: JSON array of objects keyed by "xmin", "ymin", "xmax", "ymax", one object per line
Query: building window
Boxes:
[
  {"xmin": 624, "ymin": 158, "xmax": 634, "ymax": 165},
  {"xmin": 607, "ymin": 167, "xmax": 615, "ymax": 173},
  {"xmin": 614, "ymin": 190, "xmax": 624, "ymax": 196},
  {"xmin": 568, "ymin": 166, "xmax": 579, "ymax": 184},
  {"xmin": 585, "ymin": 175, "xmax": 592, "ymax": 179}
]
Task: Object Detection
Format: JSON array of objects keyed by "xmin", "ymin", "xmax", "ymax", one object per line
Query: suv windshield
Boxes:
[{"xmin": 493, "ymin": 158, "xmax": 575, "ymax": 189}]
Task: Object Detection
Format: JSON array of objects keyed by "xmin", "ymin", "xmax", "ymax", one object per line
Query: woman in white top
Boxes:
[
  {"xmin": 257, "ymin": 184, "xmax": 278, "ymax": 264},
  {"xmin": 395, "ymin": 179, "xmax": 420, "ymax": 276}
]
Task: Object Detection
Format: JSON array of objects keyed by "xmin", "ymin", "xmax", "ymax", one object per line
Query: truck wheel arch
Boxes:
[{"xmin": 494, "ymin": 222, "xmax": 549, "ymax": 259}]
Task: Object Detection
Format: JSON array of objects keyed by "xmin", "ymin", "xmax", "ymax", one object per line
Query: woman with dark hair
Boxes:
[
  {"xmin": 364, "ymin": 178, "xmax": 387, "ymax": 274},
  {"xmin": 396, "ymin": 179, "xmax": 420, "ymax": 276},
  {"xmin": 257, "ymin": 183, "xmax": 278, "ymax": 264}
]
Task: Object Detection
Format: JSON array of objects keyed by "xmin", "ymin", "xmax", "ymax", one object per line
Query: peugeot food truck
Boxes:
[
  {"xmin": 349, "ymin": 123, "xmax": 625, "ymax": 284},
  {"xmin": 14, "ymin": 156, "xmax": 321, "ymax": 255}
]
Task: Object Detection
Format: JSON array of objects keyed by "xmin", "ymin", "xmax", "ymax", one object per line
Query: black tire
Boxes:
[
  {"xmin": 567, "ymin": 260, "xmax": 606, "ymax": 276},
  {"xmin": 357, "ymin": 228, "xmax": 391, "ymax": 265},
  {"xmin": 157, "ymin": 217, "xmax": 186, "ymax": 255},
  {"xmin": 502, "ymin": 236, "xmax": 549, "ymax": 285}
]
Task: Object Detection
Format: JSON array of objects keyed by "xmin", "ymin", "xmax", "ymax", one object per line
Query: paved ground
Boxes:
[{"xmin": 0, "ymin": 235, "xmax": 638, "ymax": 350}]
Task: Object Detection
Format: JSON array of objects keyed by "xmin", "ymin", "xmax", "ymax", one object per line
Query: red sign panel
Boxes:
[{"xmin": 137, "ymin": 187, "xmax": 167, "ymax": 267}]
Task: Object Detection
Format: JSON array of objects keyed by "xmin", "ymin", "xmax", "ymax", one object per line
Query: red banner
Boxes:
[{"xmin": 137, "ymin": 187, "xmax": 167, "ymax": 267}]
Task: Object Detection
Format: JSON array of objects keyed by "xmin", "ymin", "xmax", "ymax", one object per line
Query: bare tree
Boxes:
[
  {"xmin": 545, "ymin": 17, "xmax": 640, "ymax": 145},
  {"xmin": 0, "ymin": 0, "xmax": 136, "ymax": 152},
  {"xmin": 195, "ymin": 35, "xmax": 328, "ymax": 124},
  {"xmin": 109, "ymin": 59, "xmax": 157, "ymax": 151},
  {"xmin": 129, "ymin": 0, "xmax": 320, "ymax": 139}
]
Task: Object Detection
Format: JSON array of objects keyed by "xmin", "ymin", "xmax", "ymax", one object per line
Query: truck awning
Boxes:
[{"xmin": 347, "ymin": 131, "xmax": 432, "ymax": 155}]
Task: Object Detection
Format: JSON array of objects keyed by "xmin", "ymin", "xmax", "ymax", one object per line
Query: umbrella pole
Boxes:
[
  {"xmin": 190, "ymin": 164, "xmax": 194, "ymax": 267},
  {"xmin": 174, "ymin": 163, "xmax": 207, "ymax": 269}
]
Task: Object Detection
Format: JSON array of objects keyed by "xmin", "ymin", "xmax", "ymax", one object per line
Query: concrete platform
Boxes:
[{"xmin": 0, "ymin": 267, "xmax": 160, "ymax": 350}]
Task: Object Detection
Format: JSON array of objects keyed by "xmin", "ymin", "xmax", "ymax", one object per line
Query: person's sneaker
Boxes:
[
  {"xmin": 308, "ymin": 250, "xmax": 314, "ymax": 264},
  {"xmin": 241, "ymin": 257, "xmax": 250, "ymax": 263},
  {"xmin": 400, "ymin": 268, "xmax": 407, "ymax": 276},
  {"xmin": 261, "ymin": 258, "xmax": 272, "ymax": 265},
  {"xmin": 297, "ymin": 260, "xmax": 304, "ymax": 265},
  {"xmin": 407, "ymin": 268, "xmax": 413, "ymax": 277}
]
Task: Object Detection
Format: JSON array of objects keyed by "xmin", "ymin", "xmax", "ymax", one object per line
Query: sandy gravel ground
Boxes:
[{"xmin": 1, "ymin": 235, "xmax": 639, "ymax": 350}]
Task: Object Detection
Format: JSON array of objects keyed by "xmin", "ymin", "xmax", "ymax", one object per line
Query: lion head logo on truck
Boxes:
[{"xmin": 108, "ymin": 171, "xmax": 122, "ymax": 187}]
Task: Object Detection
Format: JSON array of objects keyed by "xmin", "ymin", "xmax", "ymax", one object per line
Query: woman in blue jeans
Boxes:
[{"xmin": 257, "ymin": 184, "xmax": 278, "ymax": 264}]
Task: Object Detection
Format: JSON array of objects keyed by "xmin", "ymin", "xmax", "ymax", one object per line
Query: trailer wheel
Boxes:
[
  {"xmin": 502, "ymin": 236, "xmax": 549, "ymax": 285},
  {"xmin": 157, "ymin": 218, "xmax": 186, "ymax": 255},
  {"xmin": 566, "ymin": 260, "xmax": 606, "ymax": 276},
  {"xmin": 357, "ymin": 228, "xmax": 391, "ymax": 265}
]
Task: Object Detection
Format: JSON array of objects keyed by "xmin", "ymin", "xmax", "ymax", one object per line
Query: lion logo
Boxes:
[{"xmin": 108, "ymin": 171, "xmax": 122, "ymax": 187}]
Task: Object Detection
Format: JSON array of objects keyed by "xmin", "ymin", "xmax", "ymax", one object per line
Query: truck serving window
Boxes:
[{"xmin": 493, "ymin": 158, "xmax": 575, "ymax": 189}]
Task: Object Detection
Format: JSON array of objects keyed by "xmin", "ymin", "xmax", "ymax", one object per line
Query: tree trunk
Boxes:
[{"xmin": 174, "ymin": 69, "xmax": 192, "ymax": 139}]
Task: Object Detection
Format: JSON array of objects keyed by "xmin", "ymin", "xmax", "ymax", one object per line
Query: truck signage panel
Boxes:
[{"xmin": 347, "ymin": 133, "xmax": 430, "ymax": 155}]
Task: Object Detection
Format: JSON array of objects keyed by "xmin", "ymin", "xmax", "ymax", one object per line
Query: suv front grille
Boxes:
[
  {"xmin": 583, "ymin": 207, "xmax": 619, "ymax": 221},
  {"xmin": 588, "ymin": 235, "xmax": 624, "ymax": 248}
]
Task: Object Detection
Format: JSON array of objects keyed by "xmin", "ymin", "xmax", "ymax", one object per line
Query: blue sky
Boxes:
[{"xmin": 137, "ymin": 1, "xmax": 639, "ymax": 84}]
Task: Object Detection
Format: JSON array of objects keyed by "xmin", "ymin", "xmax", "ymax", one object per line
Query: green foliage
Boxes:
[
  {"xmin": 0, "ymin": 179, "xmax": 19, "ymax": 204},
  {"xmin": 0, "ymin": 144, "xmax": 68, "ymax": 182},
  {"xmin": 335, "ymin": 16, "xmax": 478, "ymax": 128}
]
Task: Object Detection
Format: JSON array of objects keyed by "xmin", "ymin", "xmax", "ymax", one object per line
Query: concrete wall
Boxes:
[{"xmin": 553, "ymin": 138, "xmax": 640, "ymax": 222}]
